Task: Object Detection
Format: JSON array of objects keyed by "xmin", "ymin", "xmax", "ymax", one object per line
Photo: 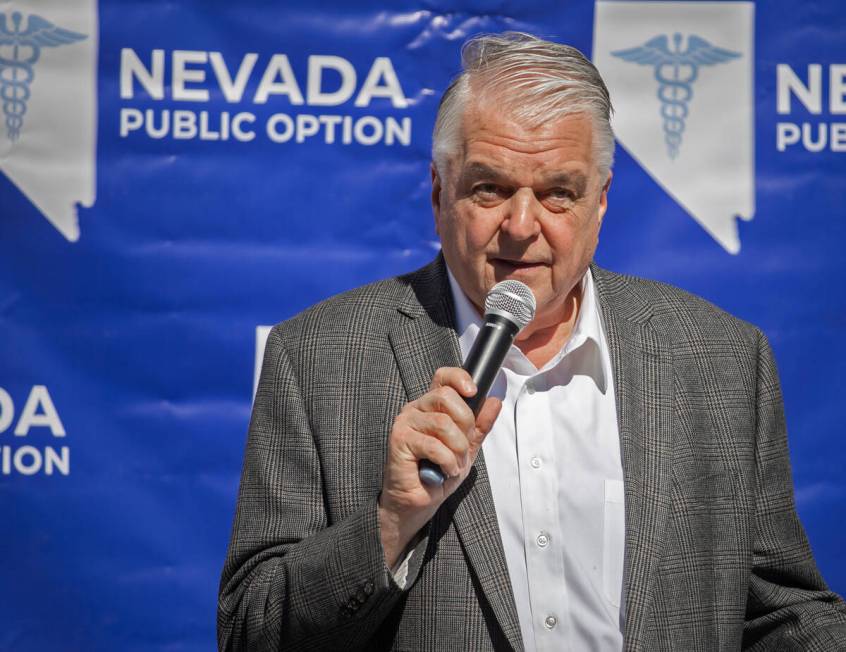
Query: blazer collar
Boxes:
[{"xmin": 592, "ymin": 263, "xmax": 675, "ymax": 648}]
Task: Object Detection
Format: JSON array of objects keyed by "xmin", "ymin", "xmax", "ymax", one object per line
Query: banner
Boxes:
[{"xmin": 1, "ymin": 1, "xmax": 843, "ymax": 648}]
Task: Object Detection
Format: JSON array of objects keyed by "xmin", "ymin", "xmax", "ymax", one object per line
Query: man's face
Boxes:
[{"xmin": 432, "ymin": 103, "xmax": 611, "ymax": 335}]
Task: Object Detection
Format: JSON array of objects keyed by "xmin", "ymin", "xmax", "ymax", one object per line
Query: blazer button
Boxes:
[
  {"xmin": 363, "ymin": 581, "xmax": 374, "ymax": 596},
  {"xmin": 355, "ymin": 588, "xmax": 368, "ymax": 602}
]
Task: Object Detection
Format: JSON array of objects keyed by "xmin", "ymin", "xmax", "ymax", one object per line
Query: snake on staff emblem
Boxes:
[
  {"xmin": 0, "ymin": 11, "xmax": 87, "ymax": 142},
  {"xmin": 612, "ymin": 33, "xmax": 741, "ymax": 159}
]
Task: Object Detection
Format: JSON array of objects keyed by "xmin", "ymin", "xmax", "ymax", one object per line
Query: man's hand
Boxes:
[{"xmin": 378, "ymin": 367, "xmax": 501, "ymax": 568}]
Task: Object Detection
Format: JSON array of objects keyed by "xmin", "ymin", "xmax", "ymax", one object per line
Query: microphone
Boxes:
[{"xmin": 419, "ymin": 279, "xmax": 536, "ymax": 487}]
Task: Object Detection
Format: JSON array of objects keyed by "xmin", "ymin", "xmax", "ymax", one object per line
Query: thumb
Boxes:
[{"xmin": 470, "ymin": 396, "xmax": 502, "ymax": 451}]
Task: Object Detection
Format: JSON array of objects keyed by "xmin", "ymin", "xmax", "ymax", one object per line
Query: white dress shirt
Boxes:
[{"xmin": 447, "ymin": 267, "xmax": 626, "ymax": 651}]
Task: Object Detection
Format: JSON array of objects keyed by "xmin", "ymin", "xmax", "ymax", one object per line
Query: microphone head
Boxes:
[{"xmin": 484, "ymin": 280, "xmax": 536, "ymax": 331}]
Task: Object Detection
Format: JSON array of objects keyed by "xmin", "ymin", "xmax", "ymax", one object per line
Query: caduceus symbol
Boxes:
[
  {"xmin": 0, "ymin": 11, "xmax": 87, "ymax": 141},
  {"xmin": 612, "ymin": 33, "xmax": 740, "ymax": 159}
]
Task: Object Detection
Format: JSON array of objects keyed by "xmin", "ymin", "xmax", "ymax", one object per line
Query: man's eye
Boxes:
[
  {"xmin": 542, "ymin": 189, "xmax": 576, "ymax": 209},
  {"xmin": 473, "ymin": 183, "xmax": 501, "ymax": 197},
  {"xmin": 547, "ymin": 188, "xmax": 574, "ymax": 201}
]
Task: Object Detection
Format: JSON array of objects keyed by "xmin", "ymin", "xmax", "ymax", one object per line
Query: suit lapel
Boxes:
[
  {"xmin": 388, "ymin": 257, "xmax": 462, "ymax": 404},
  {"xmin": 388, "ymin": 257, "xmax": 523, "ymax": 651},
  {"xmin": 593, "ymin": 266, "xmax": 675, "ymax": 648}
]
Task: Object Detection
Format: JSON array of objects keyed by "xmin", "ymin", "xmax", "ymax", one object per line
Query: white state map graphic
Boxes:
[
  {"xmin": 254, "ymin": 325, "xmax": 272, "ymax": 401},
  {"xmin": 593, "ymin": 1, "xmax": 754, "ymax": 253},
  {"xmin": 0, "ymin": 0, "xmax": 97, "ymax": 242}
]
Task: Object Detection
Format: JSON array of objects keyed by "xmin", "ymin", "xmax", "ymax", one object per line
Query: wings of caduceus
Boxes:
[
  {"xmin": 612, "ymin": 34, "xmax": 740, "ymax": 158},
  {"xmin": 0, "ymin": 12, "xmax": 87, "ymax": 141}
]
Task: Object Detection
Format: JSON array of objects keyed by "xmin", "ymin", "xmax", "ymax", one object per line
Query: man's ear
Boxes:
[
  {"xmin": 431, "ymin": 163, "xmax": 442, "ymax": 236},
  {"xmin": 597, "ymin": 170, "xmax": 612, "ymax": 226}
]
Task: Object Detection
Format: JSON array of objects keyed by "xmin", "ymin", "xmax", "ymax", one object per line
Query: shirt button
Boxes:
[
  {"xmin": 536, "ymin": 532, "xmax": 550, "ymax": 548},
  {"xmin": 530, "ymin": 457, "xmax": 541, "ymax": 469},
  {"xmin": 544, "ymin": 615, "xmax": 558, "ymax": 629}
]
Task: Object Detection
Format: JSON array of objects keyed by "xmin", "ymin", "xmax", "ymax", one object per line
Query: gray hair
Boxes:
[{"xmin": 432, "ymin": 32, "xmax": 615, "ymax": 181}]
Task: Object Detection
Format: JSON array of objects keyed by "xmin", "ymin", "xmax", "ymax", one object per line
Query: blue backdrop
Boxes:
[{"xmin": 1, "ymin": 1, "xmax": 843, "ymax": 649}]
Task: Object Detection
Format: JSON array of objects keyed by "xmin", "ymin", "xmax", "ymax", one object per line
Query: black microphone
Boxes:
[{"xmin": 419, "ymin": 279, "xmax": 536, "ymax": 486}]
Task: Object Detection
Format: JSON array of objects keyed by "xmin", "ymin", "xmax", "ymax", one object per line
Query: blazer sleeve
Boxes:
[
  {"xmin": 217, "ymin": 325, "xmax": 411, "ymax": 651},
  {"xmin": 743, "ymin": 329, "xmax": 846, "ymax": 650}
]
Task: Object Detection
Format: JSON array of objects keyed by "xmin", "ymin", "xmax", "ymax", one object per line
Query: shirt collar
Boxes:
[{"xmin": 446, "ymin": 265, "xmax": 607, "ymax": 390}]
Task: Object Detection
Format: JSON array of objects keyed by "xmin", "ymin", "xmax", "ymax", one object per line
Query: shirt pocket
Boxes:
[{"xmin": 603, "ymin": 478, "xmax": 626, "ymax": 608}]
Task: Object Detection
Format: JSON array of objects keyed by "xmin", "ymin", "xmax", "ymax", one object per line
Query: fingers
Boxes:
[
  {"xmin": 430, "ymin": 367, "xmax": 476, "ymax": 398},
  {"xmin": 418, "ymin": 368, "xmax": 503, "ymax": 458},
  {"xmin": 415, "ymin": 384, "xmax": 475, "ymax": 436},
  {"xmin": 407, "ymin": 409, "xmax": 470, "ymax": 459},
  {"xmin": 405, "ymin": 430, "xmax": 462, "ymax": 479}
]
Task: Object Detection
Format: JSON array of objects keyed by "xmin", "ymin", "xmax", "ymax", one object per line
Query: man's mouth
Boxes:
[{"xmin": 491, "ymin": 258, "xmax": 546, "ymax": 270}]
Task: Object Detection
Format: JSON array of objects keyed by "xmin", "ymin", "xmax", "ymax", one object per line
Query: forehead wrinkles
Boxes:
[
  {"xmin": 466, "ymin": 131, "xmax": 591, "ymax": 167},
  {"xmin": 460, "ymin": 114, "xmax": 594, "ymax": 181},
  {"xmin": 461, "ymin": 93, "xmax": 594, "ymax": 147}
]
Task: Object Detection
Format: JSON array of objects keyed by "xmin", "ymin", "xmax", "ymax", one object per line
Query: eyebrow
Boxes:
[
  {"xmin": 461, "ymin": 162, "xmax": 588, "ymax": 195},
  {"xmin": 461, "ymin": 162, "xmax": 509, "ymax": 185}
]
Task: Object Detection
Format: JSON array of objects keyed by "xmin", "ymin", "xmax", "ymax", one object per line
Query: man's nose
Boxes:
[{"xmin": 501, "ymin": 188, "xmax": 541, "ymax": 240}]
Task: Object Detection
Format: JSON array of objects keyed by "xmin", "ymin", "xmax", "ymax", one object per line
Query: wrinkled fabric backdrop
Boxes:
[{"xmin": 0, "ymin": 1, "xmax": 843, "ymax": 649}]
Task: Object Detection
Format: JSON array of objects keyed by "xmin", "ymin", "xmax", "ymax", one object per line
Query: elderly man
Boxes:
[{"xmin": 218, "ymin": 33, "xmax": 846, "ymax": 650}]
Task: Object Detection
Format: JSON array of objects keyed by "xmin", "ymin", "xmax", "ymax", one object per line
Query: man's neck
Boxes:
[{"xmin": 514, "ymin": 285, "xmax": 582, "ymax": 369}]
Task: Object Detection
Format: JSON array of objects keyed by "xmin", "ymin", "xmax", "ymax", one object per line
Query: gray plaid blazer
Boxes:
[{"xmin": 219, "ymin": 256, "xmax": 846, "ymax": 651}]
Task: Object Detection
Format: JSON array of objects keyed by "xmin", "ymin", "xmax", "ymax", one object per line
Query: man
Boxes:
[{"xmin": 218, "ymin": 33, "xmax": 846, "ymax": 650}]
